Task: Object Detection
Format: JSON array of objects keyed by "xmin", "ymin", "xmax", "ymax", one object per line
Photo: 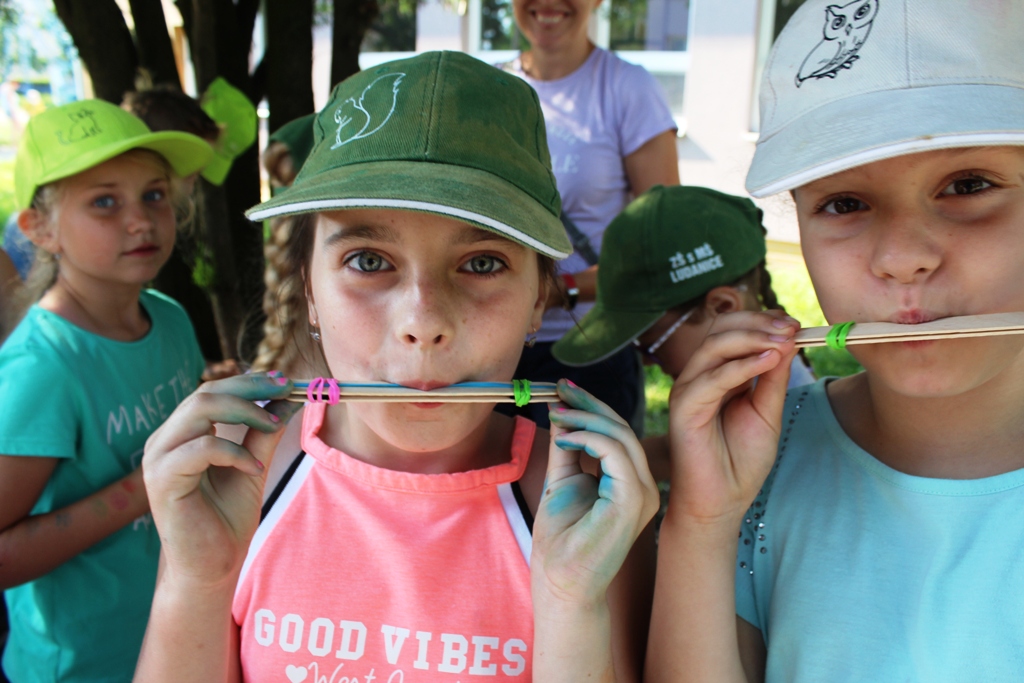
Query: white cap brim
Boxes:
[{"xmin": 746, "ymin": 84, "xmax": 1024, "ymax": 197}]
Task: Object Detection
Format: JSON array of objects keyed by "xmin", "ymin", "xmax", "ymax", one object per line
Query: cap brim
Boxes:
[
  {"xmin": 201, "ymin": 152, "xmax": 232, "ymax": 185},
  {"xmin": 246, "ymin": 160, "xmax": 572, "ymax": 260},
  {"xmin": 552, "ymin": 300, "xmax": 664, "ymax": 367},
  {"xmin": 36, "ymin": 131, "xmax": 213, "ymax": 193},
  {"xmin": 747, "ymin": 84, "xmax": 1024, "ymax": 197}
]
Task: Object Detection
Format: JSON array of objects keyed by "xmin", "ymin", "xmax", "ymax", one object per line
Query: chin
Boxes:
[
  {"xmin": 855, "ymin": 336, "xmax": 1024, "ymax": 399},
  {"xmin": 360, "ymin": 403, "xmax": 492, "ymax": 454}
]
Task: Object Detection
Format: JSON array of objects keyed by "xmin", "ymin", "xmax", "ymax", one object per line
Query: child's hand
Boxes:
[
  {"xmin": 533, "ymin": 380, "xmax": 659, "ymax": 607},
  {"xmin": 667, "ymin": 310, "xmax": 798, "ymax": 525},
  {"xmin": 143, "ymin": 372, "xmax": 298, "ymax": 588}
]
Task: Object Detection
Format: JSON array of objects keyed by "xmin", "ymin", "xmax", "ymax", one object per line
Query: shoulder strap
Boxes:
[
  {"xmin": 560, "ymin": 212, "xmax": 600, "ymax": 266},
  {"xmin": 510, "ymin": 479, "xmax": 534, "ymax": 533},
  {"xmin": 261, "ymin": 452, "xmax": 306, "ymax": 522}
]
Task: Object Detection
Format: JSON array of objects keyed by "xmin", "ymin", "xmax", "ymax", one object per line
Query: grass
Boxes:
[{"xmin": 642, "ymin": 254, "xmax": 862, "ymax": 437}]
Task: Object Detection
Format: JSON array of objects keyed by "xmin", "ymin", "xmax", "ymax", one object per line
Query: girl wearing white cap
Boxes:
[{"xmin": 648, "ymin": 1, "xmax": 1024, "ymax": 681}]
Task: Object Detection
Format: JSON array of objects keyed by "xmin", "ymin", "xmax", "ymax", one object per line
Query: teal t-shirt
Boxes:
[
  {"xmin": 0, "ymin": 290, "xmax": 204, "ymax": 682},
  {"xmin": 736, "ymin": 379, "xmax": 1024, "ymax": 682}
]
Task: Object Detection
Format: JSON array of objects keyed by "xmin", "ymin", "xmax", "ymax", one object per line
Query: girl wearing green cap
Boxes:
[
  {"xmin": 0, "ymin": 99, "xmax": 213, "ymax": 681},
  {"xmin": 648, "ymin": 2, "xmax": 1024, "ymax": 682},
  {"xmin": 136, "ymin": 52, "xmax": 657, "ymax": 683}
]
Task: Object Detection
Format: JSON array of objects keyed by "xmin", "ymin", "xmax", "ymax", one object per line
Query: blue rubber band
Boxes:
[{"xmin": 825, "ymin": 321, "xmax": 856, "ymax": 350}]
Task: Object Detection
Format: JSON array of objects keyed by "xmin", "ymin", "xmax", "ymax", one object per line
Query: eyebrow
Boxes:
[
  {"xmin": 449, "ymin": 226, "xmax": 517, "ymax": 248},
  {"xmin": 323, "ymin": 223, "xmax": 400, "ymax": 249}
]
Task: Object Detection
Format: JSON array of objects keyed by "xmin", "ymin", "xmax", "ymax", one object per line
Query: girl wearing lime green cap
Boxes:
[
  {"xmin": 648, "ymin": 2, "xmax": 1024, "ymax": 682},
  {"xmin": 0, "ymin": 99, "xmax": 213, "ymax": 681},
  {"xmin": 136, "ymin": 52, "xmax": 657, "ymax": 683}
]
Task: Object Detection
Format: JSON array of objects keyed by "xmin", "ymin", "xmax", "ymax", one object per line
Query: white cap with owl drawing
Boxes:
[{"xmin": 746, "ymin": 0, "xmax": 1024, "ymax": 197}]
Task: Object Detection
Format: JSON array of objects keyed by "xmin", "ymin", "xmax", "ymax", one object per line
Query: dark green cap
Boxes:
[
  {"xmin": 269, "ymin": 113, "xmax": 316, "ymax": 170},
  {"xmin": 553, "ymin": 186, "xmax": 767, "ymax": 366},
  {"xmin": 247, "ymin": 51, "xmax": 571, "ymax": 259}
]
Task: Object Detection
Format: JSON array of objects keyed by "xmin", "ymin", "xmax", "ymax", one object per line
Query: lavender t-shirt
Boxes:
[{"xmin": 507, "ymin": 48, "xmax": 676, "ymax": 341}]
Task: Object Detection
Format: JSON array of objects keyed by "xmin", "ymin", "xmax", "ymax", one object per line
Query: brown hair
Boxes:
[{"xmin": 122, "ymin": 85, "xmax": 220, "ymax": 142}]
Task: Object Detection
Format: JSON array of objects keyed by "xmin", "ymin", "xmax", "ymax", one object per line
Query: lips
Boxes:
[
  {"xmin": 531, "ymin": 9, "xmax": 569, "ymax": 24},
  {"xmin": 890, "ymin": 310, "xmax": 940, "ymax": 325},
  {"xmin": 125, "ymin": 244, "xmax": 160, "ymax": 256}
]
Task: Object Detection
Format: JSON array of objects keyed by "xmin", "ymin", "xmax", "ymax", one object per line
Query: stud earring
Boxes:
[{"xmin": 525, "ymin": 328, "xmax": 537, "ymax": 348}]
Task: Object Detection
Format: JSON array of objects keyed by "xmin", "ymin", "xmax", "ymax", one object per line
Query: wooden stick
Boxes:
[
  {"xmin": 284, "ymin": 395, "xmax": 561, "ymax": 404},
  {"xmin": 288, "ymin": 381, "xmax": 560, "ymax": 404},
  {"xmin": 794, "ymin": 313, "xmax": 1024, "ymax": 348}
]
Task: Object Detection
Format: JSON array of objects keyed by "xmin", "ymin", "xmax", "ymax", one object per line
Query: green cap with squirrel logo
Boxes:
[
  {"xmin": 246, "ymin": 51, "xmax": 571, "ymax": 259},
  {"xmin": 553, "ymin": 186, "xmax": 767, "ymax": 366},
  {"xmin": 15, "ymin": 99, "xmax": 213, "ymax": 209}
]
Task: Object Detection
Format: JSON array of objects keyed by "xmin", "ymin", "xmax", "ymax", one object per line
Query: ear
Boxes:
[
  {"xmin": 304, "ymin": 273, "xmax": 319, "ymax": 327},
  {"xmin": 18, "ymin": 208, "xmax": 60, "ymax": 255},
  {"xmin": 703, "ymin": 285, "xmax": 747, "ymax": 317}
]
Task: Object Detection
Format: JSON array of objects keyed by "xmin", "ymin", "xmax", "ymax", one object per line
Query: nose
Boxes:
[
  {"xmin": 394, "ymin": 270, "xmax": 455, "ymax": 349},
  {"xmin": 869, "ymin": 210, "xmax": 942, "ymax": 285},
  {"xmin": 125, "ymin": 199, "xmax": 155, "ymax": 234}
]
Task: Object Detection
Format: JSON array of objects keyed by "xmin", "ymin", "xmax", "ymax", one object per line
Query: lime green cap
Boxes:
[
  {"xmin": 200, "ymin": 77, "xmax": 258, "ymax": 185},
  {"xmin": 246, "ymin": 51, "xmax": 571, "ymax": 259},
  {"xmin": 15, "ymin": 99, "xmax": 213, "ymax": 209},
  {"xmin": 553, "ymin": 186, "xmax": 767, "ymax": 366}
]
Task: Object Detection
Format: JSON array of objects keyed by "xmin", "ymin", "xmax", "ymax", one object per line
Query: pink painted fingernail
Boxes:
[
  {"xmin": 771, "ymin": 318, "xmax": 791, "ymax": 329},
  {"xmin": 769, "ymin": 334, "xmax": 790, "ymax": 342},
  {"xmin": 566, "ymin": 380, "xmax": 578, "ymax": 388},
  {"xmin": 276, "ymin": 376, "xmax": 289, "ymax": 385},
  {"xmin": 556, "ymin": 406, "xmax": 568, "ymax": 413},
  {"xmin": 255, "ymin": 459, "xmax": 265, "ymax": 469},
  {"xmin": 759, "ymin": 349, "xmax": 773, "ymax": 358},
  {"xmin": 269, "ymin": 414, "xmax": 280, "ymax": 423}
]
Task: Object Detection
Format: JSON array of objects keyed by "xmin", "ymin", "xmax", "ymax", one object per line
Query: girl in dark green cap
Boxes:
[{"xmin": 136, "ymin": 52, "xmax": 657, "ymax": 683}]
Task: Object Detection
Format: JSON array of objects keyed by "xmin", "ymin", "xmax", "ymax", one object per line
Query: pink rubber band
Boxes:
[{"xmin": 306, "ymin": 377, "xmax": 341, "ymax": 404}]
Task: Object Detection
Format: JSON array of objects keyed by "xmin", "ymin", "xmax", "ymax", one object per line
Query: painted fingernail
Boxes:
[
  {"xmin": 759, "ymin": 349, "xmax": 774, "ymax": 358},
  {"xmin": 276, "ymin": 376, "xmax": 290, "ymax": 386},
  {"xmin": 769, "ymin": 334, "xmax": 790, "ymax": 342},
  {"xmin": 268, "ymin": 370, "xmax": 282, "ymax": 378},
  {"xmin": 269, "ymin": 414, "xmax": 280, "ymax": 423},
  {"xmin": 255, "ymin": 459, "xmax": 265, "ymax": 470},
  {"xmin": 556, "ymin": 406, "xmax": 568, "ymax": 413},
  {"xmin": 771, "ymin": 318, "xmax": 791, "ymax": 329},
  {"xmin": 566, "ymin": 380, "xmax": 578, "ymax": 388}
]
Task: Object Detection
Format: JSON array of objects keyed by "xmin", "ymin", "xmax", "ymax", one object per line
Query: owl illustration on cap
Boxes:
[{"xmin": 795, "ymin": 0, "xmax": 879, "ymax": 87}]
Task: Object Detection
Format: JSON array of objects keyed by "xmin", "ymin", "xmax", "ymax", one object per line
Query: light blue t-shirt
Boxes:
[
  {"xmin": 0, "ymin": 290, "xmax": 204, "ymax": 682},
  {"xmin": 737, "ymin": 378, "xmax": 1024, "ymax": 682}
]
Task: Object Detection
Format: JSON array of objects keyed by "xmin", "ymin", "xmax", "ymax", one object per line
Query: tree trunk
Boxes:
[
  {"xmin": 127, "ymin": 0, "xmax": 180, "ymax": 86},
  {"xmin": 331, "ymin": 0, "xmax": 380, "ymax": 86},
  {"xmin": 265, "ymin": 0, "xmax": 315, "ymax": 133},
  {"xmin": 52, "ymin": 0, "xmax": 137, "ymax": 103},
  {"xmin": 183, "ymin": 0, "xmax": 266, "ymax": 361}
]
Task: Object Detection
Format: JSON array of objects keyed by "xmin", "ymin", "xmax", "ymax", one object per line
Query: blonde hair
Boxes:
[{"xmin": 251, "ymin": 213, "xmax": 329, "ymax": 376}]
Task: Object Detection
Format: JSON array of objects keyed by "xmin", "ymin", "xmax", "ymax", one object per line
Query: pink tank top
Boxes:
[{"xmin": 233, "ymin": 403, "xmax": 536, "ymax": 683}]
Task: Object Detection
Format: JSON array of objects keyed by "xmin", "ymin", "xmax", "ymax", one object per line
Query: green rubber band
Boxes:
[
  {"xmin": 825, "ymin": 321, "xmax": 856, "ymax": 350},
  {"xmin": 513, "ymin": 379, "xmax": 531, "ymax": 407}
]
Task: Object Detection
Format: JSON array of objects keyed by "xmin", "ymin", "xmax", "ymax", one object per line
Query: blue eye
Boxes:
[
  {"xmin": 346, "ymin": 251, "xmax": 390, "ymax": 272},
  {"xmin": 462, "ymin": 255, "xmax": 506, "ymax": 275},
  {"xmin": 93, "ymin": 195, "xmax": 116, "ymax": 209},
  {"xmin": 144, "ymin": 189, "xmax": 166, "ymax": 203},
  {"xmin": 940, "ymin": 176, "xmax": 993, "ymax": 196},
  {"xmin": 821, "ymin": 197, "xmax": 868, "ymax": 215}
]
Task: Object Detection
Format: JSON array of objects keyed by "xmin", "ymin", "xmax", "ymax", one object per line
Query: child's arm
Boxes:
[
  {"xmin": 0, "ymin": 456, "xmax": 149, "ymax": 589},
  {"xmin": 532, "ymin": 379, "xmax": 661, "ymax": 683},
  {"xmin": 133, "ymin": 373, "xmax": 296, "ymax": 683},
  {"xmin": 645, "ymin": 311, "xmax": 798, "ymax": 683}
]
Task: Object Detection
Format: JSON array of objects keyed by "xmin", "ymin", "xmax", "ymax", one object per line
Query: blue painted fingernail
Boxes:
[{"xmin": 554, "ymin": 439, "xmax": 580, "ymax": 450}]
